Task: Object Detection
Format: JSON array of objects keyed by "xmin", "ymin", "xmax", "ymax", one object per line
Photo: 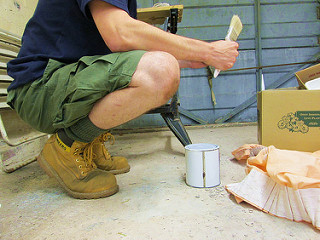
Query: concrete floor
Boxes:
[{"xmin": 0, "ymin": 124, "xmax": 319, "ymax": 240}]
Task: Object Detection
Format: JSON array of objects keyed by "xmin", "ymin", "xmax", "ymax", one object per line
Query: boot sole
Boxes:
[
  {"xmin": 108, "ymin": 165, "xmax": 130, "ymax": 175},
  {"xmin": 37, "ymin": 153, "xmax": 119, "ymax": 199}
]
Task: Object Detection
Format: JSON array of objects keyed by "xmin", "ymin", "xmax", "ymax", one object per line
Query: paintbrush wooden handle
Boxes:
[{"xmin": 214, "ymin": 69, "xmax": 220, "ymax": 78}]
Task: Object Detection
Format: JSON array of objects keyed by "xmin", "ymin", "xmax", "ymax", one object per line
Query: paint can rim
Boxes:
[{"xmin": 185, "ymin": 143, "xmax": 219, "ymax": 152}]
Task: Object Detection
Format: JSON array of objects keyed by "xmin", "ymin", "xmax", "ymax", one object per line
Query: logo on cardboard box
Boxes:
[{"xmin": 278, "ymin": 111, "xmax": 320, "ymax": 133}]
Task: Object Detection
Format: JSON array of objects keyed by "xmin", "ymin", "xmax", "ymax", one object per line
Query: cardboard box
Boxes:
[
  {"xmin": 295, "ymin": 63, "xmax": 320, "ymax": 89},
  {"xmin": 258, "ymin": 63, "xmax": 320, "ymax": 152}
]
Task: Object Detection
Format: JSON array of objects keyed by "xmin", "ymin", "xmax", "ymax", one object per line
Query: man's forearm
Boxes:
[
  {"xmin": 122, "ymin": 19, "xmax": 215, "ymax": 65},
  {"xmin": 89, "ymin": 0, "xmax": 239, "ymax": 70}
]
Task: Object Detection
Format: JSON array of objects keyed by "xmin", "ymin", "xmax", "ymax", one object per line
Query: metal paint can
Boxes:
[{"xmin": 185, "ymin": 143, "xmax": 220, "ymax": 188}]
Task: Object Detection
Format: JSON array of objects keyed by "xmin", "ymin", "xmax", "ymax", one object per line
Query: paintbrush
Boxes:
[{"xmin": 214, "ymin": 15, "xmax": 243, "ymax": 78}]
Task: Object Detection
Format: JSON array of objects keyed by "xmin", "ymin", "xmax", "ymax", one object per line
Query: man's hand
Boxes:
[
  {"xmin": 206, "ymin": 40, "xmax": 239, "ymax": 70},
  {"xmin": 178, "ymin": 41, "xmax": 239, "ymax": 69}
]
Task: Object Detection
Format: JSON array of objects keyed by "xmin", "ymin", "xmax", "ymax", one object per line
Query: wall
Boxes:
[
  {"xmin": 0, "ymin": 0, "xmax": 38, "ymax": 36},
  {"xmin": 121, "ymin": 0, "xmax": 320, "ymax": 129}
]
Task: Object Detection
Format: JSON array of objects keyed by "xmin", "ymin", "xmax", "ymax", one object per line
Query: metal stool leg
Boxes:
[
  {"xmin": 161, "ymin": 93, "xmax": 192, "ymax": 146},
  {"xmin": 161, "ymin": 112, "xmax": 192, "ymax": 146}
]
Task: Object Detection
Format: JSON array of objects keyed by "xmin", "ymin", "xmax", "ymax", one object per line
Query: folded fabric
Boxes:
[
  {"xmin": 226, "ymin": 145, "xmax": 320, "ymax": 230},
  {"xmin": 225, "ymin": 169, "xmax": 320, "ymax": 230}
]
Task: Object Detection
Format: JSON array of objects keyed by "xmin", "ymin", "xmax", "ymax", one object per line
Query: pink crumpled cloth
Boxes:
[
  {"xmin": 232, "ymin": 144, "xmax": 320, "ymax": 189},
  {"xmin": 226, "ymin": 144, "xmax": 320, "ymax": 230}
]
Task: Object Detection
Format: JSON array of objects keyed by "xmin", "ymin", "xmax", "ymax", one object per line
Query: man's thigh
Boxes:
[{"xmin": 7, "ymin": 50, "xmax": 146, "ymax": 133}]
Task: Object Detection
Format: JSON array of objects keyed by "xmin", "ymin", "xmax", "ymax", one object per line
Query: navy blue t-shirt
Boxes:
[{"xmin": 7, "ymin": 0, "xmax": 137, "ymax": 91}]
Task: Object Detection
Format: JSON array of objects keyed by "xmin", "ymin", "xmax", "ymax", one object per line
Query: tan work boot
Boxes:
[
  {"xmin": 37, "ymin": 134, "xmax": 119, "ymax": 199},
  {"xmin": 92, "ymin": 133, "xmax": 130, "ymax": 175}
]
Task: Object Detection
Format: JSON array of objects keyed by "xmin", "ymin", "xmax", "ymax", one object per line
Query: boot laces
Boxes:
[
  {"xmin": 92, "ymin": 132, "xmax": 115, "ymax": 160},
  {"xmin": 73, "ymin": 142, "xmax": 97, "ymax": 175},
  {"xmin": 96, "ymin": 132, "xmax": 115, "ymax": 145}
]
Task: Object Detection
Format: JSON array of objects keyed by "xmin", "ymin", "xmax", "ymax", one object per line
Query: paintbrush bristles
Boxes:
[
  {"xmin": 226, "ymin": 15, "xmax": 243, "ymax": 41},
  {"xmin": 213, "ymin": 15, "xmax": 243, "ymax": 78}
]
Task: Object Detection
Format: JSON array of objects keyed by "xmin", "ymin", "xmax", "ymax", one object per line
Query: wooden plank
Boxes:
[
  {"xmin": 261, "ymin": 47, "xmax": 319, "ymax": 66},
  {"xmin": 261, "ymin": 3, "xmax": 319, "ymax": 23},
  {"xmin": 0, "ymin": 29, "xmax": 21, "ymax": 47},
  {"xmin": 0, "ymin": 69, "xmax": 7, "ymax": 75},
  {"xmin": 178, "ymin": 21, "xmax": 320, "ymax": 42},
  {"xmin": 0, "ymin": 96, "xmax": 9, "ymax": 111},
  {"xmin": 260, "ymin": 0, "xmax": 317, "ymax": 4},
  {"xmin": 179, "ymin": 6, "xmax": 317, "ymax": 29},
  {"xmin": 0, "ymin": 30, "xmax": 15, "ymax": 102},
  {"xmin": 0, "ymin": 82, "xmax": 10, "ymax": 94},
  {"xmin": 262, "ymin": 37, "xmax": 319, "ymax": 49},
  {"xmin": 0, "ymin": 55, "xmax": 13, "ymax": 64},
  {"xmin": 0, "ymin": 41, "xmax": 20, "ymax": 54},
  {"xmin": 0, "ymin": 102, "xmax": 9, "ymax": 109},
  {"xmin": 0, "ymin": 96, "xmax": 7, "ymax": 103},
  {"xmin": 180, "ymin": 6, "xmax": 254, "ymax": 27},
  {"xmin": 0, "ymin": 48, "xmax": 17, "ymax": 58},
  {"xmin": 0, "ymin": 75, "xmax": 13, "ymax": 82},
  {"xmin": 179, "ymin": 1, "xmax": 318, "ymax": 24},
  {"xmin": 261, "ymin": 22, "xmax": 320, "ymax": 38},
  {"xmin": 137, "ymin": 5, "xmax": 183, "ymax": 24}
]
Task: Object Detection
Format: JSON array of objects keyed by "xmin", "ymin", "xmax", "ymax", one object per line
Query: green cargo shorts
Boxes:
[{"xmin": 7, "ymin": 50, "xmax": 146, "ymax": 134}]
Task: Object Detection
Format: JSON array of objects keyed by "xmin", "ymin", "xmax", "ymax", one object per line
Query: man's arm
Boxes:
[{"xmin": 89, "ymin": 0, "xmax": 239, "ymax": 70}]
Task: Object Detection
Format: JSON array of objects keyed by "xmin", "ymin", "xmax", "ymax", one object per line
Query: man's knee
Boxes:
[
  {"xmin": 157, "ymin": 51, "xmax": 180, "ymax": 92},
  {"xmin": 134, "ymin": 51, "xmax": 180, "ymax": 104}
]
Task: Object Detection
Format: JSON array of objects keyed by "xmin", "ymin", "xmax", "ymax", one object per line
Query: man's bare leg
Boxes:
[{"xmin": 89, "ymin": 51, "xmax": 180, "ymax": 129}]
